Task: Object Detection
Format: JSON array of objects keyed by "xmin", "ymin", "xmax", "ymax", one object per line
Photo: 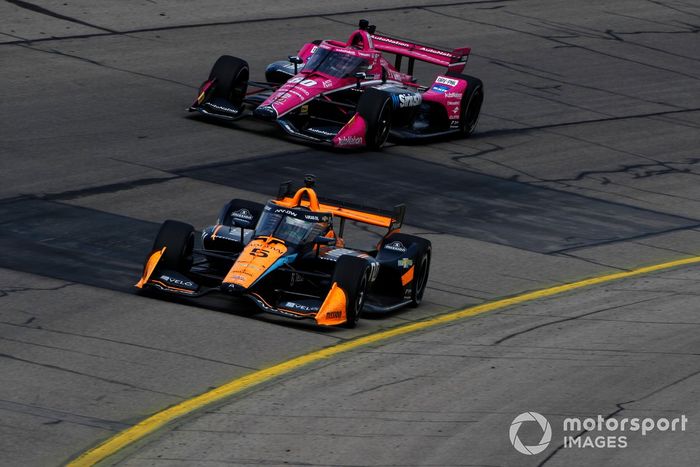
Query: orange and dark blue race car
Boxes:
[{"xmin": 135, "ymin": 177, "xmax": 431, "ymax": 327}]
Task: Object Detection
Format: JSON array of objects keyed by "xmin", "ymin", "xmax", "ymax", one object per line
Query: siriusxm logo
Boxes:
[{"xmin": 393, "ymin": 93, "xmax": 421, "ymax": 108}]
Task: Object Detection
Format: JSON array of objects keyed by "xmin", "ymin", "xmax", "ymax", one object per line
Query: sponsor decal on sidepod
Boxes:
[
  {"xmin": 395, "ymin": 93, "xmax": 422, "ymax": 108},
  {"xmin": 436, "ymin": 76, "xmax": 459, "ymax": 87},
  {"xmin": 231, "ymin": 209, "xmax": 254, "ymax": 221},
  {"xmin": 384, "ymin": 241, "xmax": 407, "ymax": 252}
]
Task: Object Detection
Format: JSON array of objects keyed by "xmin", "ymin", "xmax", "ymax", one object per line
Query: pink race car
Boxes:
[{"xmin": 189, "ymin": 19, "xmax": 484, "ymax": 149}]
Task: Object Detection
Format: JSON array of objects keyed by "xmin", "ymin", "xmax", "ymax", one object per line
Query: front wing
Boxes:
[{"xmin": 135, "ymin": 248, "xmax": 350, "ymax": 326}]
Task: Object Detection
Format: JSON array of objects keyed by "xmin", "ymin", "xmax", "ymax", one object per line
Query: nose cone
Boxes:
[
  {"xmin": 222, "ymin": 238, "xmax": 288, "ymax": 291},
  {"xmin": 253, "ymin": 105, "xmax": 277, "ymax": 120},
  {"xmin": 259, "ymin": 74, "xmax": 335, "ymax": 118}
]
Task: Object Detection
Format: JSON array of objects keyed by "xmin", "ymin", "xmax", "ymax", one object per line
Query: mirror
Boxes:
[
  {"xmin": 314, "ymin": 236, "xmax": 337, "ymax": 246},
  {"xmin": 354, "ymin": 71, "xmax": 366, "ymax": 89},
  {"xmin": 288, "ymin": 55, "xmax": 303, "ymax": 73}
]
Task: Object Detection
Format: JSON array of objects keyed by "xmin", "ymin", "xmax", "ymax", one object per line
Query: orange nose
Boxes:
[{"xmin": 222, "ymin": 237, "xmax": 288, "ymax": 290}]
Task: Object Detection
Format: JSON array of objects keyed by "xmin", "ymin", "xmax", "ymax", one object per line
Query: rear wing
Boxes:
[
  {"xmin": 276, "ymin": 181, "xmax": 404, "ymax": 232},
  {"xmin": 371, "ymin": 33, "xmax": 470, "ymax": 74}
]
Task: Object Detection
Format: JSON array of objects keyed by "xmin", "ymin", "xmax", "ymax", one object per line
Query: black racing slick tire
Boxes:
[
  {"xmin": 410, "ymin": 246, "xmax": 431, "ymax": 307},
  {"xmin": 332, "ymin": 255, "xmax": 371, "ymax": 328},
  {"xmin": 357, "ymin": 88, "xmax": 393, "ymax": 149},
  {"xmin": 152, "ymin": 220, "xmax": 195, "ymax": 273},
  {"xmin": 447, "ymin": 72, "xmax": 483, "ymax": 136},
  {"xmin": 384, "ymin": 233, "xmax": 431, "ymax": 307},
  {"xmin": 209, "ymin": 55, "xmax": 249, "ymax": 106}
]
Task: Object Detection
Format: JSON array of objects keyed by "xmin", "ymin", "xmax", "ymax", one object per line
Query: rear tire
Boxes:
[
  {"xmin": 357, "ymin": 89, "xmax": 393, "ymax": 149},
  {"xmin": 332, "ymin": 256, "xmax": 371, "ymax": 328},
  {"xmin": 410, "ymin": 247, "xmax": 431, "ymax": 307},
  {"xmin": 447, "ymin": 73, "xmax": 483, "ymax": 136},
  {"xmin": 209, "ymin": 55, "xmax": 249, "ymax": 106},
  {"xmin": 382, "ymin": 233, "xmax": 431, "ymax": 307},
  {"xmin": 152, "ymin": 220, "xmax": 195, "ymax": 273}
]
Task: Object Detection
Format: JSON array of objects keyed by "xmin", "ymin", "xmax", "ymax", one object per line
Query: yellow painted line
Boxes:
[{"xmin": 68, "ymin": 255, "xmax": 700, "ymax": 466}]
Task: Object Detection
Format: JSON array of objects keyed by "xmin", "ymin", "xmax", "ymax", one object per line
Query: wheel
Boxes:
[
  {"xmin": 209, "ymin": 55, "xmax": 249, "ymax": 106},
  {"xmin": 217, "ymin": 199, "xmax": 265, "ymax": 229},
  {"xmin": 410, "ymin": 246, "xmax": 431, "ymax": 307},
  {"xmin": 447, "ymin": 73, "xmax": 483, "ymax": 136},
  {"xmin": 357, "ymin": 88, "xmax": 393, "ymax": 149},
  {"xmin": 152, "ymin": 220, "xmax": 195, "ymax": 273},
  {"xmin": 332, "ymin": 255, "xmax": 371, "ymax": 328},
  {"xmin": 382, "ymin": 233, "xmax": 431, "ymax": 307}
]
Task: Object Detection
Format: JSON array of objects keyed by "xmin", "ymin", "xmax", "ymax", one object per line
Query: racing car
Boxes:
[
  {"xmin": 135, "ymin": 177, "xmax": 431, "ymax": 327},
  {"xmin": 188, "ymin": 19, "xmax": 483, "ymax": 149}
]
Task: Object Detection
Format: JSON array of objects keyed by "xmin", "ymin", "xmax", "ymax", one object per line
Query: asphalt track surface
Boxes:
[{"xmin": 1, "ymin": 1, "xmax": 699, "ymax": 466}]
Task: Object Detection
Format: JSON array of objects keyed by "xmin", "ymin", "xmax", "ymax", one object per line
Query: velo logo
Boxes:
[{"xmin": 509, "ymin": 412, "xmax": 552, "ymax": 455}]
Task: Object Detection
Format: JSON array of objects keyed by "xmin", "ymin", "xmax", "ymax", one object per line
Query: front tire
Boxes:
[
  {"xmin": 332, "ymin": 256, "xmax": 371, "ymax": 328},
  {"xmin": 152, "ymin": 220, "xmax": 195, "ymax": 273},
  {"xmin": 209, "ymin": 55, "xmax": 249, "ymax": 106},
  {"xmin": 357, "ymin": 89, "xmax": 393, "ymax": 149}
]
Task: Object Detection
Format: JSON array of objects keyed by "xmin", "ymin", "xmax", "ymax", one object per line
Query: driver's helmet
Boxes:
[
  {"xmin": 351, "ymin": 35, "xmax": 364, "ymax": 49},
  {"xmin": 280, "ymin": 216, "xmax": 329, "ymax": 244},
  {"xmin": 327, "ymin": 53, "xmax": 351, "ymax": 75},
  {"xmin": 281, "ymin": 217, "xmax": 310, "ymax": 244}
]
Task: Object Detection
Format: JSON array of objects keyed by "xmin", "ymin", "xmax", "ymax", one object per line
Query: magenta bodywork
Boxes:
[
  {"xmin": 332, "ymin": 114, "xmax": 368, "ymax": 147},
  {"xmin": 259, "ymin": 32, "xmax": 382, "ymax": 118},
  {"xmin": 257, "ymin": 31, "xmax": 388, "ymax": 145},
  {"xmin": 259, "ymin": 73, "xmax": 349, "ymax": 118},
  {"xmin": 423, "ymin": 75, "xmax": 470, "ymax": 128}
]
